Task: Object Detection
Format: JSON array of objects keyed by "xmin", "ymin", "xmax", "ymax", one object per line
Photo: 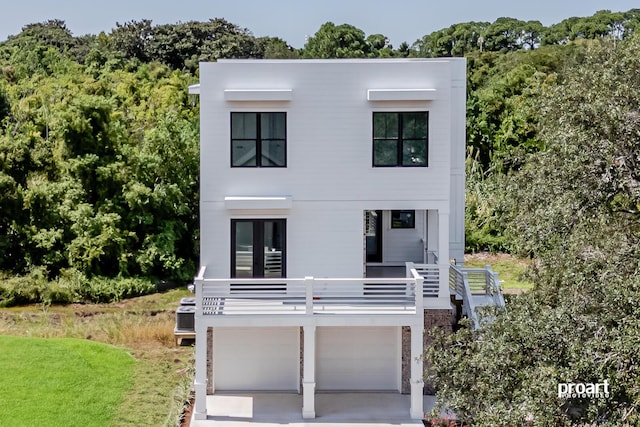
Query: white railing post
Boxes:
[
  {"xmin": 414, "ymin": 273, "xmax": 423, "ymax": 313},
  {"xmin": 485, "ymin": 265, "xmax": 492, "ymax": 294},
  {"xmin": 438, "ymin": 264, "xmax": 449, "ymax": 299},
  {"xmin": 305, "ymin": 277, "xmax": 314, "ymax": 315}
]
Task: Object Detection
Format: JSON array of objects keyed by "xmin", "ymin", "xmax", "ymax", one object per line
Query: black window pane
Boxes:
[
  {"xmin": 232, "ymin": 140, "xmax": 257, "ymax": 166},
  {"xmin": 402, "ymin": 139, "xmax": 427, "ymax": 166},
  {"xmin": 373, "ymin": 139, "xmax": 398, "ymax": 166},
  {"xmin": 231, "ymin": 113, "xmax": 257, "ymax": 139},
  {"xmin": 261, "ymin": 113, "xmax": 286, "ymax": 139},
  {"xmin": 402, "ymin": 112, "xmax": 427, "ymax": 139},
  {"xmin": 261, "ymin": 140, "xmax": 286, "ymax": 167},
  {"xmin": 234, "ymin": 221, "xmax": 253, "ymax": 278},
  {"xmin": 391, "ymin": 210, "xmax": 415, "ymax": 228},
  {"xmin": 263, "ymin": 220, "xmax": 284, "ymax": 278},
  {"xmin": 373, "ymin": 113, "xmax": 398, "ymax": 139}
]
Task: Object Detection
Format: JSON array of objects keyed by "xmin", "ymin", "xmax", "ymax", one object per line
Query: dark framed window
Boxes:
[
  {"xmin": 391, "ymin": 210, "xmax": 415, "ymax": 229},
  {"xmin": 231, "ymin": 112, "xmax": 286, "ymax": 167},
  {"xmin": 373, "ymin": 112, "xmax": 428, "ymax": 167}
]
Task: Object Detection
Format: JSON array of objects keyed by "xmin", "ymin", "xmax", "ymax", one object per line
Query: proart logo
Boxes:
[{"xmin": 558, "ymin": 380, "xmax": 610, "ymax": 399}]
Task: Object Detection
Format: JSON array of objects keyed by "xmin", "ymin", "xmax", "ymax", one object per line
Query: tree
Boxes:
[
  {"xmin": 303, "ymin": 22, "xmax": 369, "ymax": 58},
  {"xmin": 110, "ymin": 20, "xmax": 152, "ymax": 63},
  {"xmin": 427, "ymin": 35, "xmax": 640, "ymax": 427},
  {"xmin": 484, "ymin": 17, "xmax": 527, "ymax": 53},
  {"xmin": 255, "ymin": 37, "xmax": 298, "ymax": 59},
  {"xmin": 413, "ymin": 22, "xmax": 488, "ymax": 57}
]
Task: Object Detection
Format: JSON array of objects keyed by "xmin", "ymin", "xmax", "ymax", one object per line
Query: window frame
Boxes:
[
  {"xmin": 230, "ymin": 112, "xmax": 287, "ymax": 168},
  {"xmin": 372, "ymin": 111, "xmax": 429, "ymax": 167},
  {"xmin": 391, "ymin": 210, "xmax": 416, "ymax": 229}
]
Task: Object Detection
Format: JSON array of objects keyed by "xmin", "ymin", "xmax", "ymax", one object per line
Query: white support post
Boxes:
[
  {"xmin": 409, "ymin": 322, "xmax": 425, "ymax": 419},
  {"xmin": 427, "ymin": 210, "xmax": 439, "ymax": 263},
  {"xmin": 302, "ymin": 325, "xmax": 316, "ymax": 419},
  {"xmin": 438, "ymin": 211, "xmax": 450, "ymax": 300},
  {"xmin": 193, "ymin": 286, "xmax": 208, "ymax": 420}
]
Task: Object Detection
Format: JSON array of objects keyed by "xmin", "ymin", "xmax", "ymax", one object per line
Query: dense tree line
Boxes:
[{"xmin": 1, "ymin": 8, "xmax": 639, "ymax": 426}]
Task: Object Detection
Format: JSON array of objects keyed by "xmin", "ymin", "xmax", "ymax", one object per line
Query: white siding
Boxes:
[
  {"xmin": 381, "ymin": 210, "xmax": 425, "ymax": 264},
  {"xmin": 198, "ymin": 59, "xmax": 466, "ymax": 277}
]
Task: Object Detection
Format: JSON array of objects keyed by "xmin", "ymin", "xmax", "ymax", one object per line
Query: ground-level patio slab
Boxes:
[{"xmin": 190, "ymin": 392, "xmax": 440, "ymax": 426}]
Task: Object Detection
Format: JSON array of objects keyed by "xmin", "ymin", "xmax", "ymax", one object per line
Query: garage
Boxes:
[
  {"xmin": 213, "ymin": 327, "xmax": 299, "ymax": 391},
  {"xmin": 316, "ymin": 326, "xmax": 401, "ymax": 391}
]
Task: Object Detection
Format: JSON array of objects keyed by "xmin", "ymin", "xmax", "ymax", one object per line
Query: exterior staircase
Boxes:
[
  {"xmin": 410, "ymin": 262, "xmax": 506, "ymax": 329},
  {"xmin": 448, "ymin": 263, "xmax": 505, "ymax": 328}
]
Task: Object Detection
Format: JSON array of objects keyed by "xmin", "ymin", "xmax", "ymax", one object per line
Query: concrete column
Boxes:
[
  {"xmin": 194, "ymin": 320, "xmax": 208, "ymax": 420},
  {"xmin": 409, "ymin": 323, "xmax": 425, "ymax": 419},
  {"xmin": 302, "ymin": 325, "xmax": 316, "ymax": 419}
]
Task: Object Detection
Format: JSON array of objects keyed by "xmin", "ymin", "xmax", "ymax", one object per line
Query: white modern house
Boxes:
[{"xmin": 189, "ymin": 58, "xmax": 503, "ymax": 421}]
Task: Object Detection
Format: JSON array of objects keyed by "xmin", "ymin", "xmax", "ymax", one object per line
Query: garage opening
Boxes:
[
  {"xmin": 213, "ymin": 327, "xmax": 300, "ymax": 391},
  {"xmin": 316, "ymin": 326, "xmax": 401, "ymax": 391}
]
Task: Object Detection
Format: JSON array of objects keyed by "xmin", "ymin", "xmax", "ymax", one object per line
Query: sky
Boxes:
[{"xmin": 1, "ymin": 0, "xmax": 638, "ymax": 48}]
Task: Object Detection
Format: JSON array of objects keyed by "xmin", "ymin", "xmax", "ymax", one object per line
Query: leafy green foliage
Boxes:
[
  {"xmin": 0, "ymin": 268, "xmax": 156, "ymax": 306},
  {"xmin": 303, "ymin": 22, "xmax": 401, "ymax": 58},
  {"xmin": 0, "ymin": 26, "xmax": 199, "ymax": 286},
  {"xmin": 428, "ymin": 35, "xmax": 640, "ymax": 427}
]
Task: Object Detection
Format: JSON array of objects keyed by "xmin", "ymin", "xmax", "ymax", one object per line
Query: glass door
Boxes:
[{"xmin": 231, "ymin": 219, "xmax": 286, "ymax": 278}]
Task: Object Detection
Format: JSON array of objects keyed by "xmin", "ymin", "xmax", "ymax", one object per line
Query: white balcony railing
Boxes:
[{"xmin": 194, "ymin": 266, "xmax": 427, "ymax": 316}]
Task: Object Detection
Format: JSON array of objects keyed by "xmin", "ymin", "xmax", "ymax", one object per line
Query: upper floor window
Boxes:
[
  {"xmin": 231, "ymin": 112, "xmax": 286, "ymax": 167},
  {"xmin": 372, "ymin": 112, "xmax": 428, "ymax": 167}
]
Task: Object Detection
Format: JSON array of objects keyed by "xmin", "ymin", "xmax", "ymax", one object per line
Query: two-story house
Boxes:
[{"xmin": 189, "ymin": 58, "xmax": 502, "ymax": 422}]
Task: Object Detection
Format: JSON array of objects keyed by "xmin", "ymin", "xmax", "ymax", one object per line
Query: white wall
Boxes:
[
  {"xmin": 381, "ymin": 210, "xmax": 424, "ymax": 264},
  {"xmin": 197, "ymin": 59, "xmax": 466, "ymax": 278}
]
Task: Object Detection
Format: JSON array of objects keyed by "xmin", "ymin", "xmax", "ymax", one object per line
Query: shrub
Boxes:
[{"xmin": 0, "ymin": 268, "xmax": 156, "ymax": 306}]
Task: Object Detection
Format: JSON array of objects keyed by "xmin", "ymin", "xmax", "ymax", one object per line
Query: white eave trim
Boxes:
[
  {"xmin": 367, "ymin": 89, "xmax": 437, "ymax": 101},
  {"xmin": 224, "ymin": 89, "xmax": 293, "ymax": 102},
  {"xmin": 224, "ymin": 196, "xmax": 292, "ymax": 210},
  {"xmin": 188, "ymin": 84, "xmax": 200, "ymax": 95}
]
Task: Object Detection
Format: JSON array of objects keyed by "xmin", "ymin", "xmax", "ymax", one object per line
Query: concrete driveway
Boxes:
[{"xmin": 190, "ymin": 393, "xmax": 440, "ymax": 426}]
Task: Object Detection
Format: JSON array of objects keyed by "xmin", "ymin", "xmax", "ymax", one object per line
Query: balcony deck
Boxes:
[{"xmin": 193, "ymin": 264, "xmax": 457, "ymax": 325}]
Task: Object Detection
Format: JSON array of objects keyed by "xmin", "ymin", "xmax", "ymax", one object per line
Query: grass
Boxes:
[
  {"xmin": 0, "ymin": 336, "xmax": 135, "ymax": 427},
  {"xmin": 464, "ymin": 252, "xmax": 534, "ymax": 292},
  {"xmin": 0, "ymin": 288, "xmax": 195, "ymax": 426}
]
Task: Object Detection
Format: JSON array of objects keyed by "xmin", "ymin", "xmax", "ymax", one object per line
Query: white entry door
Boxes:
[
  {"xmin": 213, "ymin": 327, "xmax": 299, "ymax": 391},
  {"xmin": 316, "ymin": 327, "xmax": 400, "ymax": 391}
]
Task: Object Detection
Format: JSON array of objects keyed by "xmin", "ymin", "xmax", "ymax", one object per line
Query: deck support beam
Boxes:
[
  {"xmin": 302, "ymin": 325, "xmax": 317, "ymax": 419},
  {"xmin": 193, "ymin": 282, "xmax": 211, "ymax": 420},
  {"xmin": 437, "ymin": 211, "xmax": 450, "ymax": 298},
  {"xmin": 409, "ymin": 322, "xmax": 425, "ymax": 419}
]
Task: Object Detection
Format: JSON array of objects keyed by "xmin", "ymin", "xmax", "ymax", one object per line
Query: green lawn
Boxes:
[
  {"xmin": 464, "ymin": 252, "xmax": 534, "ymax": 292},
  {"xmin": 0, "ymin": 336, "xmax": 135, "ymax": 427}
]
